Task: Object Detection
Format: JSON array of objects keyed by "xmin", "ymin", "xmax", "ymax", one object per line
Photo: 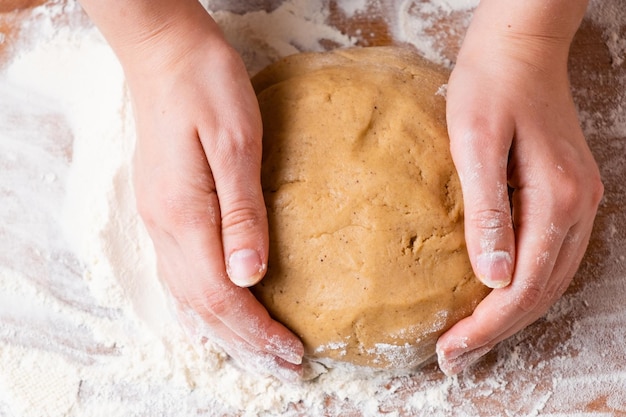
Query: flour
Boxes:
[
  {"xmin": 206, "ymin": 0, "xmax": 356, "ymax": 75},
  {"xmin": 393, "ymin": 0, "xmax": 478, "ymax": 66},
  {"xmin": 587, "ymin": 0, "xmax": 626, "ymax": 67},
  {"xmin": 1, "ymin": 0, "xmax": 626, "ymax": 416}
]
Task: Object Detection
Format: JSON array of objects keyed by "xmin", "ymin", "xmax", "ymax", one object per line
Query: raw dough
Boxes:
[{"xmin": 252, "ymin": 46, "xmax": 490, "ymax": 370}]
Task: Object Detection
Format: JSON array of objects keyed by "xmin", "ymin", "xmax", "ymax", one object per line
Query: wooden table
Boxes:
[{"xmin": 1, "ymin": 1, "xmax": 625, "ymax": 415}]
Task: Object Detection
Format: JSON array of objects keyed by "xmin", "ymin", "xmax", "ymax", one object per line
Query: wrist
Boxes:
[
  {"xmin": 459, "ymin": 0, "xmax": 588, "ymax": 72},
  {"xmin": 79, "ymin": 0, "xmax": 227, "ymax": 79}
]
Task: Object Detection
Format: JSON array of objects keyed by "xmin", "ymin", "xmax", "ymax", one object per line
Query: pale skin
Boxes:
[
  {"xmin": 439, "ymin": 0, "xmax": 603, "ymax": 375},
  {"xmin": 76, "ymin": 0, "xmax": 603, "ymax": 379}
]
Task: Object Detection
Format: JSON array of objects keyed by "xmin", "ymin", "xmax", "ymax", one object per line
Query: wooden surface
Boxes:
[{"xmin": 1, "ymin": 1, "xmax": 626, "ymax": 416}]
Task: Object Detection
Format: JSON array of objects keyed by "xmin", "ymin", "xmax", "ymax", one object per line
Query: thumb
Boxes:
[
  {"xmin": 206, "ymin": 125, "xmax": 269, "ymax": 289},
  {"xmin": 448, "ymin": 120, "xmax": 516, "ymax": 289}
]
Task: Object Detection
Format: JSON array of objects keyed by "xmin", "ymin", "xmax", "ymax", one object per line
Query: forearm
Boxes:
[
  {"xmin": 462, "ymin": 0, "xmax": 589, "ymax": 69},
  {"xmin": 78, "ymin": 0, "xmax": 224, "ymax": 75}
]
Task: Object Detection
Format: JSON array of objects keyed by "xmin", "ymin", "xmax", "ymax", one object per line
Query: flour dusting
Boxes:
[{"xmin": 1, "ymin": 0, "xmax": 626, "ymax": 416}]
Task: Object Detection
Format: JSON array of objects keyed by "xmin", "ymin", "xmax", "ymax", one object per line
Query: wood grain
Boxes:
[{"xmin": 1, "ymin": 1, "xmax": 625, "ymax": 415}]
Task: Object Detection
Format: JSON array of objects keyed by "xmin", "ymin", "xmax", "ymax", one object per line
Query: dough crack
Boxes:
[{"xmin": 312, "ymin": 223, "xmax": 372, "ymax": 240}]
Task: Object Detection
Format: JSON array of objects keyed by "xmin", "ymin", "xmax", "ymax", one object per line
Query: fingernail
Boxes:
[
  {"xmin": 436, "ymin": 336, "xmax": 469, "ymax": 362},
  {"xmin": 437, "ymin": 345, "xmax": 492, "ymax": 376},
  {"xmin": 227, "ymin": 249, "xmax": 266, "ymax": 287},
  {"xmin": 476, "ymin": 251, "xmax": 513, "ymax": 288}
]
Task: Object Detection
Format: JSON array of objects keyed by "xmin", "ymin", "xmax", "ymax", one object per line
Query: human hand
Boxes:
[
  {"xmin": 437, "ymin": 1, "xmax": 602, "ymax": 375},
  {"xmin": 120, "ymin": 10, "xmax": 304, "ymax": 381}
]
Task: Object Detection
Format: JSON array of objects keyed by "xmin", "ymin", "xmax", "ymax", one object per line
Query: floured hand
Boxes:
[
  {"xmin": 438, "ymin": 0, "xmax": 602, "ymax": 375},
  {"xmin": 77, "ymin": 0, "xmax": 304, "ymax": 380}
]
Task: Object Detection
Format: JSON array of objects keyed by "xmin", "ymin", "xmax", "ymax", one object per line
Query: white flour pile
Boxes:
[{"xmin": 0, "ymin": 0, "xmax": 625, "ymax": 416}]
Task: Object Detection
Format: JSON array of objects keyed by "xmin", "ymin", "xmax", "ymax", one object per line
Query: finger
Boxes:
[
  {"xmin": 544, "ymin": 219, "xmax": 594, "ymax": 301},
  {"xmin": 213, "ymin": 146, "xmax": 269, "ymax": 289},
  {"xmin": 155, "ymin": 219, "xmax": 304, "ymax": 366},
  {"xmin": 200, "ymin": 76, "xmax": 269, "ymax": 289},
  {"xmin": 226, "ymin": 338, "xmax": 303, "ymax": 383},
  {"xmin": 177, "ymin": 303, "xmax": 302, "ymax": 383},
  {"xmin": 174, "ymin": 191, "xmax": 304, "ymax": 365},
  {"xmin": 154, "ymin": 198, "xmax": 304, "ymax": 367},
  {"xmin": 447, "ymin": 94, "xmax": 516, "ymax": 289},
  {"xmin": 436, "ymin": 219, "xmax": 591, "ymax": 376},
  {"xmin": 436, "ymin": 225, "xmax": 566, "ymax": 375}
]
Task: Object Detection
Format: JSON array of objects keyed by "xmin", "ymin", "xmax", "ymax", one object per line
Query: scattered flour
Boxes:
[
  {"xmin": 1, "ymin": 0, "xmax": 625, "ymax": 416},
  {"xmin": 206, "ymin": 0, "xmax": 356, "ymax": 75},
  {"xmin": 587, "ymin": 0, "xmax": 626, "ymax": 67}
]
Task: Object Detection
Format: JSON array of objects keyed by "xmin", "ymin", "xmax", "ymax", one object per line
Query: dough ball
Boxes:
[
  {"xmin": 252, "ymin": 46, "xmax": 490, "ymax": 370},
  {"xmin": 0, "ymin": 0, "xmax": 46, "ymax": 13}
]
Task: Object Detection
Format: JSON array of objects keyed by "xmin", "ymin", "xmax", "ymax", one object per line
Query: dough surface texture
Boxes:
[{"xmin": 252, "ymin": 46, "xmax": 490, "ymax": 370}]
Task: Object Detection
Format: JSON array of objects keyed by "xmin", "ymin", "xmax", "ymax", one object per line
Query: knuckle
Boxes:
[
  {"xmin": 450, "ymin": 117, "xmax": 492, "ymax": 145},
  {"xmin": 221, "ymin": 204, "xmax": 267, "ymax": 234},
  {"xmin": 468, "ymin": 208, "xmax": 512, "ymax": 232},
  {"xmin": 167, "ymin": 198, "xmax": 217, "ymax": 231},
  {"xmin": 450, "ymin": 121, "xmax": 509, "ymax": 161},
  {"xmin": 212, "ymin": 126, "xmax": 261, "ymax": 164},
  {"xmin": 550, "ymin": 276, "xmax": 573, "ymax": 302},
  {"xmin": 589, "ymin": 172, "xmax": 605, "ymax": 207},
  {"xmin": 514, "ymin": 281, "xmax": 545, "ymax": 314},
  {"xmin": 549, "ymin": 167, "xmax": 604, "ymax": 218},
  {"xmin": 553, "ymin": 176, "xmax": 583, "ymax": 213},
  {"xmin": 135, "ymin": 186, "xmax": 165, "ymax": 231},
  {"xmin": 192, "ymin": 286, "xmax": 230, "ymax": 318},
  {"xmin": 137, "ymin": 182, "xmax": 218, "ymax": 232}
]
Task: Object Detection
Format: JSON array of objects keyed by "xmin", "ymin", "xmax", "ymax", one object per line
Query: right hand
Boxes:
[
  {"xmin": 121, "ymin": 11, "xmax": 304, "ymax": 381},
  {"xmin": 437, "ymin": 0, "xmax": 602, "ymax": 375}
]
